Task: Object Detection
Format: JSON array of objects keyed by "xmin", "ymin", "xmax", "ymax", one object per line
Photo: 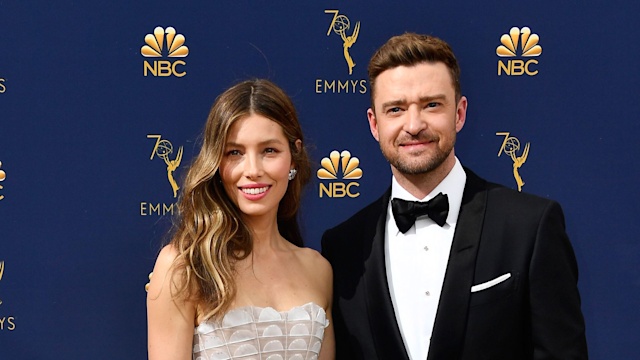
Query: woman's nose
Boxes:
[{"xmin": 244, "ymin": 153, "xmax": 264, "ymax": 178}]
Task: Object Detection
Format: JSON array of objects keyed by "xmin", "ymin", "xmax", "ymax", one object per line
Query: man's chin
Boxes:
[{"xmin": 390, "ymin": 155, "xmax": 449, "ymax": 176}]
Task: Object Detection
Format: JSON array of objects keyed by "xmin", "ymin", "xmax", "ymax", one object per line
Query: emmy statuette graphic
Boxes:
[
  {"xmin": 325, "ymin": 10, "xmax": 360, "ymax": 75},
  {"xmin": 497, "ymin": 132, "xmax": 530, "ymax": 192},
  {"xmin": 148, "ymin": 135, "xmax": 183, "ymax": 198}
]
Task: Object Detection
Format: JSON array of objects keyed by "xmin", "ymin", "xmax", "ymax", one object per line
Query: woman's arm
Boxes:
[
  {"xmin": 318, "ymin": 254, "xmax": 335, "ymax": 360},
  {"xmin": 147, "ymin": 245, "xmax": 196, "ymax": 360},
  {"xmin": 319, "ymin": 309, "xmax": 336, "ymax": 360}
]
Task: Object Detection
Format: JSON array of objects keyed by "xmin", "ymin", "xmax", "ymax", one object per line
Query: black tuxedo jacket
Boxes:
[{"xmin": 321, "ymin": 169, "xmax": 587, "ymax": 360}]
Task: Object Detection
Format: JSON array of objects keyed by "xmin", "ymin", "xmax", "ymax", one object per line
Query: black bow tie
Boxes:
[{"xmin": 391, "ymin": 193, "xmax": 449, "ymax": 233}]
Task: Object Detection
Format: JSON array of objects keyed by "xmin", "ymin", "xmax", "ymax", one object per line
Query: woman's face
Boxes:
[{"xmin": 219, "ymin": 114, "xmax": 294, "ymax": 221}]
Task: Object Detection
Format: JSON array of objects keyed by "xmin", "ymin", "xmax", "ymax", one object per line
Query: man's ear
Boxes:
[
  {"xmin": 367, "ymin": 108, "xmax": 380, "ymax": 141},
  {"xmin": 455, "ymin": 96, "xmax": 468, "ymax": 133}
]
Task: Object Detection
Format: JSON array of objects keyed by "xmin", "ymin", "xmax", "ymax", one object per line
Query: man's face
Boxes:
[{"xmin": 367, "ymin": 62, "xmax": 467, "ymax": 177}]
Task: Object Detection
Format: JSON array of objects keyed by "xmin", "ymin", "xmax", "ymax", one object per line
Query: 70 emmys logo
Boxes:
[
  {"xmin": 141, "ymin": 26, "xmax": 189, "ymax": 77},
  {"xmin": 496, "ymin": 27, "xmax": 542, "ymax": 76},
  {"xmin": 0, "ymin": 260, "xmax": 17, "ymax": 331},
  {"xmin": 317, "ymin": 150, "xmax": 362, "ymax": 198},
  {"xmin": 316, "ymin": 10, "xmax": 367, "ymax": 94},
  {"xmin": 497, "ymin": 132, "xmax": 530, "ymax": 192},
  {"xmin": 140, "ymin": 135, "xmax": 183, "ymax": 216},
  {"xmin": 147, "ymin": 135, "xmax": 183, "ymax": 198},
  {"xmin": 325, "ymin": 10, "xmax": 360, "ymax": 75}
]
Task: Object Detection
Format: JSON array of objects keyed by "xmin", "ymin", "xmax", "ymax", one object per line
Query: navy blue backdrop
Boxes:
[{"xmin": 0, "ymin": 1, "xmax": 638, "ymax": 358}]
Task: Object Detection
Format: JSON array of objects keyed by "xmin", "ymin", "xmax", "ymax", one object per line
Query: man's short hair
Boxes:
[{"xmin": 368, "ymin": 33, "xmax": 462, "ymax": 107}]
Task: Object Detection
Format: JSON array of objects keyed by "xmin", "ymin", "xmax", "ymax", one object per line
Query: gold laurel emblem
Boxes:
[
  {"xmin": 141, "ymin": 26, "xmax": 189, "ymax": 58},
  {"xmin": 0, "ymin": 160, "xmax": 6, "ymax": 201},
  {"xmin": 148, "ymin": 135, "xmax": 183, "ymax": 198},
  {"xmin": 496, "ymin": 27, "xmax": 542, "ymax": 57},
  {"xmin": 317, "ymin": 150, "xmax": 363, "ymax": 180},
  {"xmin": 497, "ymin": 132, "xmax": 530, "ymax": 192},
  {"xmin": 325, "ymin": 10, "xmax": 360, "ymax": 75}
]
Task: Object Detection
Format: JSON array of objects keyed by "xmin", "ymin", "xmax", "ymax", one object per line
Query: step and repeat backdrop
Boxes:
[{"xmin": 1, "ymin": 1, "xmax": 638, "ymax": 358}]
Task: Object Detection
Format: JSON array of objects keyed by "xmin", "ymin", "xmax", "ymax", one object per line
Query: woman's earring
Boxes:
[{"xmin": 288, "ymin": 169, "xmax": 297, "ymax": 181}]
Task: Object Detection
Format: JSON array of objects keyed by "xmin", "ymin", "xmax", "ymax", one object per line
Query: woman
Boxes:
[{"xmin": 147, "ymin": 79, "xmax": 334, "ymax": 360}]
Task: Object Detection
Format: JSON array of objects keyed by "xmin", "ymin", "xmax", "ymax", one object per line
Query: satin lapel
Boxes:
[
  {"xmin": 427, "ymin": 169, "xmax": 488, "ymax": 360},
  {"xmin": 362, "ymin": 188, "xmax": 410, "ymax": 360}
]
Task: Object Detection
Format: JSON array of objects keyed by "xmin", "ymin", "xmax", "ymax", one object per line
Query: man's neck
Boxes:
[{"xmin": 391, "ymin": 155, "xmax": 456, "ymax": 199}]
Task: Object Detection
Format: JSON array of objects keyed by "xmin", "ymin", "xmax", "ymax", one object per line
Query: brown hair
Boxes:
[
  {"xmin": 368, "ymin": 32, "xmax": 462, "ymax": 106},
  {"xmin": 169, "ymin": 79, "xmax": 311, "ymax": 320}
]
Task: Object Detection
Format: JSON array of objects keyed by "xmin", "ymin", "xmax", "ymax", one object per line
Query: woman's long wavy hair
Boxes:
[{"xmin": 169, "ymin": 79, "xmax": 311, "ymax": 321}]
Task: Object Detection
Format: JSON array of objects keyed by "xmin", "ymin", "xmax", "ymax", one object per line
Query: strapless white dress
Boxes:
[{"xmin": 193, "ymin": 302, "xmax": 328, "ymax": 360}]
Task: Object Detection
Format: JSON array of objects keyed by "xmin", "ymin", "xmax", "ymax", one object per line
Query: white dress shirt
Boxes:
[{"xmin": 385, "ymin": 157, "xmax": 466, "ymax": 360}]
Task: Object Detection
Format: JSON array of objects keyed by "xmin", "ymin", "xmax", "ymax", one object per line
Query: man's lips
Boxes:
[{"xmin": 399, "ymin": 140, "xmax": 435, "ymax": 149}]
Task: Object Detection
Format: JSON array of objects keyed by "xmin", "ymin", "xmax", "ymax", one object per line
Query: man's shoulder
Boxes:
[
  {"xmin": 325, "ymin": 190, "xmax": 389, "ymax": 233},
  {"xmin": 466, "ymin": 167, "xmax": 560, "ymax": 211}
]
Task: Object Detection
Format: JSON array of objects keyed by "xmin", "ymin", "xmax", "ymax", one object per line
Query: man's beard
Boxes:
[{"xmin": 380, "ymin": 136, "xmax": 454, "ymax": 175}]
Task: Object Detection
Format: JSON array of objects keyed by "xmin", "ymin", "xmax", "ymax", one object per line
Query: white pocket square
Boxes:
[{"xmin": 470, "ymin": 273, "xmax": 511, "ymax": 293}]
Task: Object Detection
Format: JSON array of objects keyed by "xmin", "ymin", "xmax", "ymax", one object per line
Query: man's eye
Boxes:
[
  {"xmin": 426, "ymin": 102, "xmax": 439, "ymax": 108},
  {"xmin": 388, "ymin": 107, "xmax": 401, "ymax": 113}
]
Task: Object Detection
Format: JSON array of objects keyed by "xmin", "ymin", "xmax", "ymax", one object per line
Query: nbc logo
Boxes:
[
  {"xmin": 141, "ymin": 26, "xmax": 189, "ymax": 77},
  {"xmin": 496, "ymin": 27, "xmax": 542, "ymax": 76},
  {"xmin": 317, "ymin": 150, "xmax": 362, "ymax": 198}
]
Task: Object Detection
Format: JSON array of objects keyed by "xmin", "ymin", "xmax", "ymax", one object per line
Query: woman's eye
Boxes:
[{"xmin": 227, "ymin": 149, "xmax": 241, "ymax": 156}]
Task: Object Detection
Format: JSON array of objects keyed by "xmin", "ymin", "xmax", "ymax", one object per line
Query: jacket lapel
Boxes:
[
  {"xmin": 362, "ymin": 188, "xmax": 411, "ymax": 360},
  {"xmin": 427, "ymin": 169, "xmax": 488, "ymax": 359}
]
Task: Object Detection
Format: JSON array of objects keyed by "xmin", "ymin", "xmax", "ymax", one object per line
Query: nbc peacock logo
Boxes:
[
  {"xmin": 496, "ymin": 26, "xmax": 542, "ymax": 76},
  {"xmin": 317, "ymin": 150, "xmax": 362, "ymax": 198},
  {"xmin": 141, "ymin": 26, "xmax": 189, "ymax": 77}
]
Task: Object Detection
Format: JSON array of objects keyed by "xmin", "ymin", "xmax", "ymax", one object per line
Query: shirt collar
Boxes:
[{"xmin": 390, "ymin": 157, "xmax": 466, "ymax": 226}]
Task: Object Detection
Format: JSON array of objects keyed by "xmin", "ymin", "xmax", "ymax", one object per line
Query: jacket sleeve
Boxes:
[
  {"xmin": 321, "ymin": 229, "xmax": 359, "ymax": 360},
  {"xmin": 529, "ymin": 201, "xmax": 588, "ymax": 359}
]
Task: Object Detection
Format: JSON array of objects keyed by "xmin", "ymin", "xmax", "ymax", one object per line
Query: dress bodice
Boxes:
[{"xmin": 193, "ymin": 302, "xmax": 328, "ymax": 360}]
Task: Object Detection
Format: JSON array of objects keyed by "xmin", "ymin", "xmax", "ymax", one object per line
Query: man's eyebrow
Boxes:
[
  {"xmin": 380, "ymin": 99, "xmax": 408, "ymax": 109},
  {"xmin": 380, "ymin": 94, "xmax": 448, "ymax": 109},
  {"xmin": 419, "ymin": 94, "xmax": 447, "ymax": 102}
]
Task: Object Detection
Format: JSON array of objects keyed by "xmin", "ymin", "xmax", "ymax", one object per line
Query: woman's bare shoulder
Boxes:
[
  {"xmin": 295, "ymin": 246, "xmax": 332, "ymax": 280},
  {"xmin": 147, "ymin": 244, "xmax": 183, "ymax": 298}
]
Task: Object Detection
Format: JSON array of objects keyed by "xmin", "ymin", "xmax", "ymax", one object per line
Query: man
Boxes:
[{"xmin": 321, "ymin": 33, "xmax": 587, "ymax": 359}]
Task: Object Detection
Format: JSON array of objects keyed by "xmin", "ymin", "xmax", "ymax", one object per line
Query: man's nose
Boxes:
[{"xmin": 404, "ymin": 106, "xmax": 426, "ymax": 135}]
